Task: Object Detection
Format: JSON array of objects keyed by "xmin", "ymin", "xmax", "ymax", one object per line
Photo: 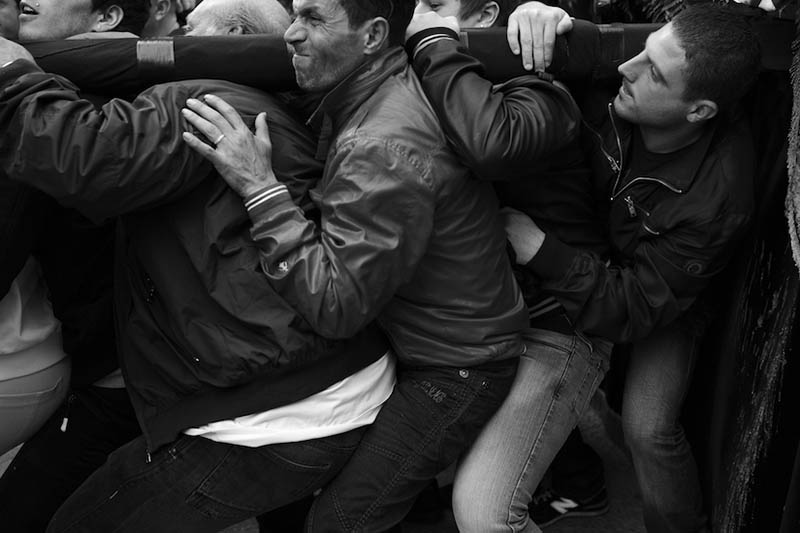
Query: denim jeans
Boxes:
[
  {"xmin": 305, "ymin": 357, "xmax": 518, "ymax": 533},
  {"xmin": 623, "ymin": 320, "xmax": 707, "ymax": 533},
  {"xmin": 0, "ymin": 386, "xmax": 140, "ymax": 532},
  {"xmin": 47, "ymin": 428, "xmax": 366, "ymax": 533},
  {"xmin": 451, "ymin": 328, "xmax": 611, "ymax": 533}
]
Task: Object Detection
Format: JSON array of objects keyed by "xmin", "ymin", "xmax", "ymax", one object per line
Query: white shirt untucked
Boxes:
[{"xmin": 184, "ymin": 352, "xmax": 396, "ymax": 447}]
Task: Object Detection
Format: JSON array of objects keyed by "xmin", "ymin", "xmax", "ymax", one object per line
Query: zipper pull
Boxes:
[
  {"xmin": 60, "ymin": 393, "xmax": 75, "ymax": 432},
  {"xmin": 608, "ymin": 155, "xmax": 620, "ymax": 174},
  {"xmin": 624, "ymin": 196, "xmax": 637, "ymax": 218},
  {"xmin": 146, "ymin": 450, "xmax": 152, "ymax": 463}
]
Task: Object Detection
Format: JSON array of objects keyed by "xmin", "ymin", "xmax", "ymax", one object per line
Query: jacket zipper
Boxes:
[
  {"xmin": 583, "ymin": 106, "xmax": 623, "ymax": 190},
  {"xmin": 611, "ymin": 176, "xmax": 684, "ymax": 201}
]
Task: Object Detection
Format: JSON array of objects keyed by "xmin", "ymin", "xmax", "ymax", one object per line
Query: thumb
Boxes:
[
  {"xmin": 255, "ymin": 112, "xmax": 271, "ymax": 144},
  {"xmin": 555, "ymin": 13, "xmax": 573, "ymax": 34}
]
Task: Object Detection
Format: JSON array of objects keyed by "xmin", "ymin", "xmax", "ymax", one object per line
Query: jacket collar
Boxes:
[
  {"xmin": 308, "ymin": 46, "xmax": 408, "ymax": 158},
  {"xmin": 611, "ymin": 103, "xmax": 718, "ymax": 193}
]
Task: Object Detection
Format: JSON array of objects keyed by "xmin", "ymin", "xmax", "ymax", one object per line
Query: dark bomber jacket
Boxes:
[
  {"xmin": 411, "ymin": 33, "xmax": 753, "ymax": 343},
  {"xmin": 530, "ymin": 104, "xmax": 754, "ymax": 342},
  {"xmin": 0, "ymin": 61, "xmax": 386, "ymax": 452}
]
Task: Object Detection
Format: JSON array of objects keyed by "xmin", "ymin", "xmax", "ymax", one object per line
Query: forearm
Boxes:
[
  {"xmin": 410, "ymin": 35, "xmax": 580, "ymax": 181},
  {"xmin": 245, "ymin": 162, "xmax": 433, "ymax": 339},
  {"xmin": 0, "ymin": 62, "xmax": 211, "ymax": 222}
]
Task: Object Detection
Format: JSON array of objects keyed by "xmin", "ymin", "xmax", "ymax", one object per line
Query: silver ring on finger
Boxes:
[{"xmin": 213, "ymin": 133, "xmax": 226, "ymax": 146}]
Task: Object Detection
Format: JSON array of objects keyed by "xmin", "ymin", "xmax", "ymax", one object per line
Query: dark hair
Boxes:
[
  {"xmin": 338, "ymin": 0, "xmax": 416, "ymax": 47},
  {"xmin": 458, "ymin": 0, "xmax": 518, "ymax": 27},
  {"xmin": 91, "ymin": 0, "xmax": 150, "ymax": 35},
  {"xmin": 671, "ymin": 3, "xmax": 760, "ymax": 110}
]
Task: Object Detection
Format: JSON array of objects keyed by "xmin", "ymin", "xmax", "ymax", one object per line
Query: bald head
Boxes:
[{"xmin": 186, "ymin": 0, "xmax": 290, "ymax": 36}]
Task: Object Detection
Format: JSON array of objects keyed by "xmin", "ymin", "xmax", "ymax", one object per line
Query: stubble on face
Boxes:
[{"xmin": 287, "ymin": 0, "xmax": 367, "ymax": 93}]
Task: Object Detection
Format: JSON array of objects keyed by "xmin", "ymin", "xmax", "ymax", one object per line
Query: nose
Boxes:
[
  {"xmin": 284, "ymin": 17, "xmax": 304, "ymax": 46},
  {"xmin": 618, "ymin": 50, "xmax": 644, "ymax": 82}
]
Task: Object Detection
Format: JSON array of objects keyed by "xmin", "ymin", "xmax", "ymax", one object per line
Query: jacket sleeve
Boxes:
[
  {"xmin": 528, "ymin": 210, "xmax": 751, "ymax": 343},
  {"xmin": 244, "ymin": 135, "xmax": 435, "ymax": 339},
  {"xmin": 0, "ymin": 60, "xmax": 213, "ymax": 223},
  {"xmin": 409, "ymin": 32, "xmax": 581, "ymax": 181}
]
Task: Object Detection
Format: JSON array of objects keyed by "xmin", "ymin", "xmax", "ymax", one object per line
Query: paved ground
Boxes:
[{"xmin": 1, "ymin": 392, "xmax": 645, "ymax": 533}]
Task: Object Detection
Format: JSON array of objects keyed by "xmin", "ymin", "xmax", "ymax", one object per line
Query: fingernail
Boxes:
[{"xmin": 186, "ymin": 98, "xmax": 197, "ymax": 106}]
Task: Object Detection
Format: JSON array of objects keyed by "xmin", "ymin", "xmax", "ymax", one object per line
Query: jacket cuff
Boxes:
[
  {"xmin": 0, "ymin": 60, "xmax": 42, "ymax": 86},
  {"xmin": 405, "ymin": 27, "xmax": 459, "ymax": 61},
  {"xmin": 527, "ymin": 233, "xmax": 579, "ymax": 281},
  {"xmin": 244, "ymin": 183, "xmax": 292, "ymax": 218}
]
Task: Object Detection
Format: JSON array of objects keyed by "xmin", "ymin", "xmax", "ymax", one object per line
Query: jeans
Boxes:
[
  {"xmin": 623, "ymin": 320, "xmax": 707, "ymax": 533},
  {"xmin": 47, "ymin": 428, "xmax": 366, "ymax": 533},
  {"xmin": 0, "ymin": 386, "xmax": 140, "ymax": 532},
  {"xmin": 451, "ymin": 328, "xmax": 611, "ymax": 533},
  {"xmin": 306, "ymin": 357, "xmax": 518, "ymax": 533}
]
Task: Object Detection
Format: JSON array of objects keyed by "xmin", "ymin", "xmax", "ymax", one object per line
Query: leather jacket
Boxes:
[
  {"xmin": 529, "ymin": 103, "xmax": 755, "ymax": 342},
  {"xmin": 0, "ymin": 61, "xmax": 387, "ymax": 451},
  {"xmin": 245, "ymin": 47, "xmax": 527, "ymax": 367}
]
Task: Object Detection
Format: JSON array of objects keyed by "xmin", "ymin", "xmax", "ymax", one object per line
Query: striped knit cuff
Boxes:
[
  {"xmin": 243, "ymin": 183, "xmax": 290, "ymax": 212},
  {"xmin": 405, "ymin": 27, "xmax": 459, "ymax": 61}
]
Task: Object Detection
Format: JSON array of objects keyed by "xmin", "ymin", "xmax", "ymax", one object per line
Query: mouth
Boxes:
[
  {"xmin": 619, "ymin": 82, "xmax": 632, "ymax": 99},
  {"xmin": 19, "ymin": 1, "xmax": 39, "ymax": 15}
]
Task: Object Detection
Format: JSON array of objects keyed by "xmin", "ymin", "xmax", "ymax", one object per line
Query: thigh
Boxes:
[
  {"xmin": 49, "ymin": 430, "xmax": 364, "ymax": 533},
  {"xmin": 452, "ymin": 329, "xmax": 609, "ymax": 532},
  {"xmin": 0, "ymin": 386, "xmax": 140, "ymax": 532},
  {"xmin": 623, "ymin": 321, "xmax": 699, "ymax": 429},
  {"xmin": 307, "ymin": 361, "xmax": 517, "ymax": 533}
]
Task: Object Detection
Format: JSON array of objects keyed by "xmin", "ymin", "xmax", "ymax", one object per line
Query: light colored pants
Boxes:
[
  {"xmin": 0, "ymin": 331, "xmax": 70, "ymax": 455},
  {"xmin": 453, "ymin": 327, "xmax": 611, "ymax": 533}
]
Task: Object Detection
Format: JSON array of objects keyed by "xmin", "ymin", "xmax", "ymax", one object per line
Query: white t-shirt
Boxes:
[{"xmin": 185, "ymin": 352, "xmax": 396, "ymax": 447}]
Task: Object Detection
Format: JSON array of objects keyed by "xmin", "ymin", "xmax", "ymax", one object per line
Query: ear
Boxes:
[
  {"xmin": 150, "ymin": 0, "xmax": 172, "ymax": 21},
  {"xmin": 475, "ymin": 1, "xmax": 500, "ymax": 28},
  {"xmin": 686, "ymin": 99, "xmax": 718, "ymax": 123},
  {"xmin": 362, "ymin": 17, "xmax": 389, "ymax": 56},
  {"xmin": 91, "ymin": 4, "xmax": 125, "ymax": 32}
]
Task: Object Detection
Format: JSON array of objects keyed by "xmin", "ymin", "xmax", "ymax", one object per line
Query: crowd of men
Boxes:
[{"xmin": 0, "ymin": 0, "xmax": 761, "ymax": 532}]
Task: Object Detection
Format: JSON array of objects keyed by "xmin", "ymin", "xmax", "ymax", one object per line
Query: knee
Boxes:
[
  {"xmin": 452, "ymin": 479, "xmax": 529, "ymax": 533},
  {"xmin": 622, "ymin": 412, "xmax": 682, "ymax": 455}
]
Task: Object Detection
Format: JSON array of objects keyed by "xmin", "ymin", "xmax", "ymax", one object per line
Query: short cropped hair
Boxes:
[
  {"xmin": 671, "ymin": 4, "xmax": 761, "ymax": 110},
  {"xmin": 91, "ymin": 0, "xmax": 150, "ymax": 35},
  {"xmin": 338, "ymin": 0, "xmax": 416, "ymax": 47},
  {"xmin": 459, "ymin": 0, "xmax": 518, "ymax": 27}
]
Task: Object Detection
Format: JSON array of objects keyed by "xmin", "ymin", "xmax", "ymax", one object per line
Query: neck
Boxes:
[{"xmin": 639, "ymin": 122, "xmax": 706, "ymax": 154}]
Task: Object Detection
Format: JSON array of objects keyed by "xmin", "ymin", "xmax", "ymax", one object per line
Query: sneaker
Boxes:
[{"xmin": 529, "ymin": 487, "xmax": 610, "ymax": 527}]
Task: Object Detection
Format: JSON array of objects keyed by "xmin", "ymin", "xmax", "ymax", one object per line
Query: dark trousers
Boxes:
[
  {"xmin": 0, "ymin": 386, "xmax": 140, "ymax": 533},
  {"xmin": 47, "ymin": 427, "xmax": 367, "ymax": 533},
  {"xmin": 306, "ymin": 358, "xmax": 518, "ymax": 533}
]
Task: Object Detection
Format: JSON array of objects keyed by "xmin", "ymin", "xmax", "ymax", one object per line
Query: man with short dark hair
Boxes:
[
  {"xmin": 182, "ymin": 0, "xmax": 527, "ymax": 531},
  {"xmin": 428, "ymin": 2, "xmax": 759, "ymax": 531}
]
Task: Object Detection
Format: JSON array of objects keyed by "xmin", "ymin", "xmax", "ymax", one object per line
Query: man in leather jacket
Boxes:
[
  {"xmin": 406, "ymin": 2, "xmax": 760, "ymax": 532},
  {"xmin": 182, "ymin": 0, "xmax": 527, "ymax": 531}
]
